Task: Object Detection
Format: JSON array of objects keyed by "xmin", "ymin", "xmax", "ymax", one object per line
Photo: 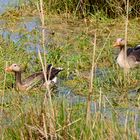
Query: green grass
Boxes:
[
  {"xmin": 1, "ymin": 91, "xmax": 140, "ymax": 139},
  {"xmin": 1, "ymin": 2, "xmax": 140, "ymax": 139}
]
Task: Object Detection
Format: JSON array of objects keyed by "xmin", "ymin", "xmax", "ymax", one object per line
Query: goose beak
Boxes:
[
  {"xmin": 5, "ymin": 66, "xmax": 12, "ymax": 72},
  {"xmin": 113, "ymin": 43, "xmax": 116, "ymax": 47},
  {"xmin": 113, "ymin": 42, "xmax": 119, "ymax": 47}
]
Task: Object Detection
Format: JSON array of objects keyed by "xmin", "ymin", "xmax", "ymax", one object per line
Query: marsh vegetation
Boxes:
[{"xmin": 1, "ymin": 0, "xmax": 140, "ymax": 139}]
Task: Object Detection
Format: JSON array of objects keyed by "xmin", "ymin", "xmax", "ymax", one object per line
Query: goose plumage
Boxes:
[
  {"xmin": 114, "ymin": 38, "xmax": 140, "ymax": 69},
  {"xmin": 5, "ymin": 63, "xmax": 63, "ymax": 91}
]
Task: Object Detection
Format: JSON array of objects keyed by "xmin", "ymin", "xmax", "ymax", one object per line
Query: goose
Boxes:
[
  {"xmin": 5, "ymin": 63, "xmax": 63, "ymax": 91},
  {"xmin": 113, "ymin": 38, "xmax": 140, "ymax": 69}
]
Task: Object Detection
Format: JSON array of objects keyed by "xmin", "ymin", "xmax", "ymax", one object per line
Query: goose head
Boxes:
[
  {"xmin": 113, "ymin": 38, "xmax": 125, "ymax": 48},
  {"xmin": 5, "ymin": 64, "xmax": 21, "ymax": 72}
]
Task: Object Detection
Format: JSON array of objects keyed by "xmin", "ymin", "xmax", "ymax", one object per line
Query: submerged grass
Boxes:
[{"xmin": 1, "ymin": 1, "xmax": 140, "ymax": 139}]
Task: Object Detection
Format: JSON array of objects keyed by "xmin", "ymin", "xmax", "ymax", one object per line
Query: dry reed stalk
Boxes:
[
  {"xmin": 56, "ymin": 118, "xmax": 81, "ymax": 132},
  {"xmin": 25, "ymin": 124, "xmax": 47, "ymax": 137},
  {"xmin": 37, "ymin": 0, "xmax": 56, "ymax": 139},
  {"xmin": 124, "ymin": 110, "xmax": 129, "ymax": 138},
  {"xmin": 42, "ymin": 113, "xmax": 48, "ymax": 139},
  {"xmin": 124, "ymin": 0, "xmax": 129, "ymax": 76},
  {"xmin": 86, "ymin": 31, "xmax": 96, "ymax": 125}
]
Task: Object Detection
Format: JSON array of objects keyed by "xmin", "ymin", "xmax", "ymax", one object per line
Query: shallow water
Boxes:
[
  {"xmin": 0, "ymin": 0, "xmax": 19, "ymax": 14},
  {"xmin": 0, "ymin": 0, "xmax": 54, "ymax": 54},
  {"xmin": 1, "ymin": 18, "xmax": 57, "ymax": 56}
]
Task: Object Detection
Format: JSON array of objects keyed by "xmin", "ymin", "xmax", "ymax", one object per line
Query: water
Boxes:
[
  {"xmin": 0, "ymin": 17, "xmax": 46, "ymax": 53},
  {"xmin": 0, "ymin": 0, "xmax": 30, "ymax": 14},
  {"xmin": 0, "ymin": 0, "xmax": 54, "ymax": 54}
]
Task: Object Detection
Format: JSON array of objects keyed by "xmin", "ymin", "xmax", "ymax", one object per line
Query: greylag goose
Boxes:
[
  {"xmin": 5, "ymin": 63, "xmax": 63, "ymax": 91},
  {"xmin": 114, "ymin": 38, "xmax": 140, "ymax": 69}
]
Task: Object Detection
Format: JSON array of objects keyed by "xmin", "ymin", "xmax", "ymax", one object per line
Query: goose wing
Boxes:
[
  {"xmin": 22, "ymin": 72, "xmax": 44, "ymax": 88},
  {"xmin": 133, "ymin": 45, "xmax": 140, "ymax": 51},
  {"xmin": 23, "ymin": 64, "xmax": 53, "ymax": 84},
  {"xmin": 47, "ymin": 67, "xmax": 63, "ymax": 80},
  {"xmin": 127, "ymin": 48, "xmax": 134, "ymax": 56},
  {"xmin": 22, "ymin": 64, "xmax": 63, "ymax": 88},
  {"xmin": 129, "ymin": 47, "xmax": 140, "ymax": 62}
]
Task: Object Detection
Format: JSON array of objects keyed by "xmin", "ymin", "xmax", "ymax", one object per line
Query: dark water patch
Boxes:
[
  {"xmin": 0, "ymin": 0, "xmax": 19, "ymax": 14},
  {"xmin": 0, "ymin": 17, "xmax": 40, "ymax": 42},
  {"xmin": 128, "ymin": 87, "xmax": 140, "ymax": 96},
  {"xmin": 0, "ymin": 17, "xmax": 55, "ymax": 54},
  {"xmin": 0, "ymin": 0, "xmax": 28, "ymax": 15},
  {"xmin": 58, "ymin": 86, "xmax": 87, "ymax": 105},
  {"xmin": 22, "ymin": 19, "xmax": 39, "ymax": 32}
]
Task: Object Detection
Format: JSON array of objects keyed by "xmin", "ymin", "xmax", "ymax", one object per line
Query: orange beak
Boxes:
[
  {"xmin": 113, "ymin": 42, "xmax": 120, "ymax": 47},
  {"xmin": 5, "ymin": 66, "xmax": 12, "ymax": 72}
]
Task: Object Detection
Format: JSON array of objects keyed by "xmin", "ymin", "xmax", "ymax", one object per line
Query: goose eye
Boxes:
[{"xmin": 13, "ymin": 64, "xmax": 17, "ymax": 67}]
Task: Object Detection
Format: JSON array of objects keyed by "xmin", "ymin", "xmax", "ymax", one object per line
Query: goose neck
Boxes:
[{"xmin": 15, "ymin": 72, "xmax": 22, "ymax": 86}]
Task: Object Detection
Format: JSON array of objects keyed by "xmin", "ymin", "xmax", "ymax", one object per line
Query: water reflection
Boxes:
[
  {"xmin": 0, "ymin": 0, "xmax": 23, "ymax": 14},
  {"xmin": 0, "ymin": 17, "xmax": 54, "ymax": 53}
]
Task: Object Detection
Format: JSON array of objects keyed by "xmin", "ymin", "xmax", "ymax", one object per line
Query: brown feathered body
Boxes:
[
  {"xmin": 5, "ymin": 64, "xmax": 63, "ymax": 91},
  {"xmin": 114, "ymin": 38, "xmax": 140, "ymax": 69}
]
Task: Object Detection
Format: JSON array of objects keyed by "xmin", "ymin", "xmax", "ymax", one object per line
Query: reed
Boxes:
[
  {"xmin": 124, "ymin": 0, "xmax": 129, "ymax": 76},
  {"xmin": 36, "ymin": 0, "xmax": 56, "ymax": 138},
  {"xmin": 86, "ymin": 31, "xmax": 96, "ymax": 126},
  {"xmin": 42, "ymin": 0, "xmax": 140, "ymax": 18}
]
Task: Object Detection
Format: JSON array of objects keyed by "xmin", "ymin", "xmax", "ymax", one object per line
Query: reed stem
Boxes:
[
  {"xmin": 86, "ymin": 31, "xmax": 96, "ymax": 125},
  {"xmin": 37, "ymin": 0, "xmax": 56, "ymax": 138},
  {"xmin": 124, "ymin": 0, "xmax": 129, "ymax": 79}
]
